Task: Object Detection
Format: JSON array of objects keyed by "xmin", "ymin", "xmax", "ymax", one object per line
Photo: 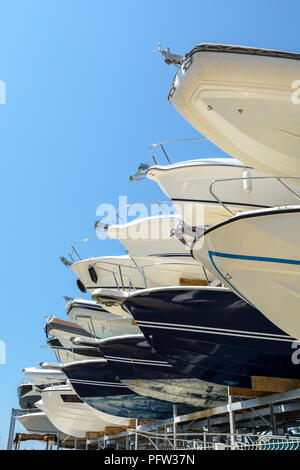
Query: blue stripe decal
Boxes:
[
  {"xmin": 208, "ymin": 251, "xmax": 256, "ymax": 308},
  {"xmin": 209, "ymin": 251, "xmax": 300, "ymax": 266},
  {"xmin": 208, "ymin": 250, "xmax": 300, "ymax": 309}
]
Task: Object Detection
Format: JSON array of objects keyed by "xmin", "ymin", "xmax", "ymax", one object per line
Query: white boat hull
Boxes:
[
  {"xmin": 71, "ymin": 250, "xmax": 213, "ymax": 315},
  {"xmin": 45, "ymin": 318, "xmax": 91, "ymax": 351},
  {"xmin": 128, "ymin": 255, "xmax": 212, "ymax": 287},
  {"xmin": 146, "ymin": 159, "xmax": 300, "ymax": 226},
  {"xmin": 192, "ymin": 206, "xmax": 300, "ymax": 339},
  {"xmin": 67, "ymin": 298, "xmax": 139, "ymax": 338},
  {"xmin": 38, "ymin": 386, "xmax": 119, "ymax": 438},
  {"xmin": 70, "ymin": 255, "xmax": 148, "ymax": 300},
  {"xmin": 106, "ymin": 215, "xmax": 214, "ymax": 284},
  {"xmin": 22, "ymin": 367, "xmax": 66, "ymax": 386},
  {"xmin": 18, "ymin": 411, "xmax": 61, "ymax": 435},
  {"xmin": 52, "ymin": 347, "xmax": 98, "ymax": 364},
  {"xmin": 106, "ymin": 215, "xmax": 186, "ymax": 259},
  {"xmin": 169, "ymin": 44, "xmax": 300, "ymax": 176}
]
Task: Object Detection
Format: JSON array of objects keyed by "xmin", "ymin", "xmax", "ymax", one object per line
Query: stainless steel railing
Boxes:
[
  {"xmin": 67, "ymin": 256, "xmax": 215, "ymax": 294},
  {"xmin": 128, "ymin": 430, "xmax": 300, "ymax": 450},
  {"xmin": 148, "ymin": 137, "xmax": 208, "ymax": 165},
  {"xmin": 130, "ymin": 137, "xmax": 215, "ymax": 181},
  {"xmin": 209, "ymin": 175, "xmax": 300, "ymax": 216}
]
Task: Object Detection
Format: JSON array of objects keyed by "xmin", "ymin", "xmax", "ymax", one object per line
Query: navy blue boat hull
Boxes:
[
  {"xmin": 123, "ymin": 287, "xmax": 300, "ymax": 388},
  {"xmin": 62, "ymin": 359, "xmax": 193, "ymax": 420},
  {"xmin": 99, "ymin": 334, "xmax": 228, "ymax": 409}
]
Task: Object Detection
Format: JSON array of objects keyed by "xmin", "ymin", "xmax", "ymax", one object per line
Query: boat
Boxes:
[
  {"xmin": 44, "ymin": 316, "xmax": 104, "ymax": 361},
  {"xmin": 22, "ymin": 368, "xmax": 66, "ymax": 387},
  {"xmin": 165, "ymin": 43, "xmax": 300, "ymax": 177},
  {"xmin": 62, "ymin": 358, "xmax": 201, "ymax": 420},
  {"xmin": 17, "ymin": 411, "xmax": 63, "ymax": 435},
  {"xmin": 36, "ymin": 384, "xmax": 119, "ymax": 439},
  {"xmin": 60, "ymin": 254, "xmax": 148, "ymax": 315},
  {"xmin": 99, "ymin": 333, "xmax": 228, "ymax": 408},
  {"xmin": 104, "ymin": 214, "xmax": 214, "ymax": 285},
  {"xmin": 62, "ymin": 232, "xmax": 214, "ymax": 318},
  {"xmin": 44, "ymin": 317, "xmax": 94, "ymax": 350},
  {"xmin": 46, "ymin": 337, "xmax": 102, "ymax": 363},
  {"xmin": 191, "ymin": 205, "xmax": 300, "ymax": 340},
  {"xmin": 65, "ymin": 298, "xmax": 140, "ymax": 339},
  {"xmin": 139, "ymin": 155, "xmax": 300, "ymax": 227},
  {"xmin": 122, "ymin": 286, "xmax": 299, "ymax": 388},
  {"xmin": 105, "ymin": 214, "xmax": 188, "ymax": 260},
  {"xmin": 17, "ymin": 382, "xmax": 41, "ymax": 409},
  {"xmin": 63, "ymin": 254, "xmax": 147, "ymax": 294}
]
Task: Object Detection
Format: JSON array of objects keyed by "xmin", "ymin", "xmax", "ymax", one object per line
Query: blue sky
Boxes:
[{"xmin": 1, "ymin": 0, "xmax": 300, "ymax": 449}]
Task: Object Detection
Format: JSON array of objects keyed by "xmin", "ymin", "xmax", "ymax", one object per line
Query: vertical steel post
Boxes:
[
  {"xmin": 135, "ymin": 420, "xmax": 138, "ymax": 450},
  {"xmin": 7, "ymin": 409, "xmax": 16, "ymax": 450},
  {"xmin": 173, "ymin": 405, "xmax": 177, "ymax": 449},
  {"xmin": 228, "ymin": 388, "xmax": 236, "ymax": 449}
]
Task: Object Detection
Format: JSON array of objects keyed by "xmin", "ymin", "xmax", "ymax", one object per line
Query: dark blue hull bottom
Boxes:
[
  {"xmin": 99, "ymin": 334, "xmax": 228, "ymax": 407},
  {"xmin": 62, "ymin": 360, "xmax": 195, "ymax": 419},
  {"xmin": 83, "ymin": 393, "xmax": 190, "ymax": 420},
  {"xmin": 123, "ymin": 288, "xmax": 300, "ymax": 388}
]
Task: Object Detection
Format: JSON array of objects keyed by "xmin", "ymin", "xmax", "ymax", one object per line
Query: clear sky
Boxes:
[{"xmin": 1, "ymin": 0, "xmax": 300, "ymax": 449}]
